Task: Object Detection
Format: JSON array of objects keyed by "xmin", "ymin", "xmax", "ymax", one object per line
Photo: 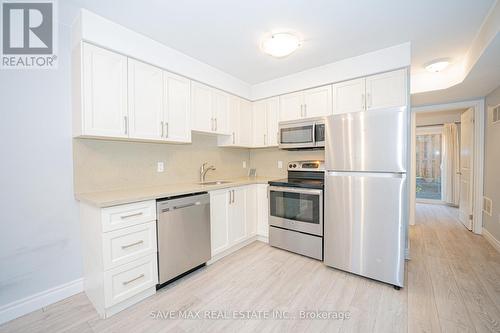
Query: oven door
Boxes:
[
  {"xmin": 279, "ymin": 122, "xmax": 315, "ymax": 149},
  {"xmin": 268, "ymin": 186, "xmax": 323, "ymax": 236}
]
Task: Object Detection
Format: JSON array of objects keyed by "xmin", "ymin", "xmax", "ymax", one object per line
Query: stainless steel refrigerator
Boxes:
[{"xmin": 324, "ymin": 107, "xmax": 407, "ymax": 288}]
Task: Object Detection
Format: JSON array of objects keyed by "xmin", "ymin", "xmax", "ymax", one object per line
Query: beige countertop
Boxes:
[{"xmin": 75, "ymin": 177, "xmax": 279, "ymax": 207}]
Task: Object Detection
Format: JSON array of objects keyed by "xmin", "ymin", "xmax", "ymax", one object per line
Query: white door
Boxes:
[
  {"xmin": 459, "ymin": 108, "xmax": 474, "ymax": 230},
  {"xmin": 210, "ymin": 190, "xmax": 230, "ymax": 255},
  {"xmin": 212, "ymin": 90, "xmax": 229, "ymax": 134},
  {"xmin": 127, "ymin": 59, "xmax": 164, "ymax": 140},
  {"xmin": 191, "ymin": 82, "xmax": 213, "ymax": 132},
  {"xmin": 229, "ymin": 188, "xmax": 247, "ymax": 245},
  {"xmin": 245, "ymin": 185, "xmax": 257, "ymax": 236},
  {"xmin": 266, "ymin": 97, "xmax": 280, "ymax": 146},
  {"xmin": 226, "ymin": 96, "xmax": 241, "ymax": 145},
  {"xmin": 279, "ymin": 91, "xmax": 303, "ymax": 121},
  {"xmin": 332, "ymin": 78, "xmax": 365, "ymax": 114},
  {"xmin": 256, "ymin": 184, "xmax": 269, "ymax": 237},
  {"xmin": 303, "ymin": 85, "xmax": 332, "ymax": 118},
  {"xmin": 365, "ymin": 69, "xmax": 406, "ymax": 110},
  {"xmin": 252, "ymin": 100, "xmax": 267, "ymax": 146},
  {"xmin": 239, "ymin": 100, "xmax": 253, "ymax": 146},
  {"xmin": 164, "ymin": 72, "xmax": 191, "ymax": 142},
  {"xmin": 82, "ymin": 43, "xmax": 128, "ymax": 137}
]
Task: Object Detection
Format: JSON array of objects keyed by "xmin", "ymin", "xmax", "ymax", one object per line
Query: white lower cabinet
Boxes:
[
  {"xmin": 209, "ymin": 184, "xmax": 266, "ymax": 257},
  {"xmin": 256, "ymin": 184, "xmax": 269, "ymax": 238},
  {"xmin": 79, "ymin": 200, "xmax": 158, "ymax": 318}
]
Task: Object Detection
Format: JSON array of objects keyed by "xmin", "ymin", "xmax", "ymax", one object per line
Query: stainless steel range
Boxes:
[{"xmin": 268, "ymin": 160, "xmax": 324, "ymax": 260}]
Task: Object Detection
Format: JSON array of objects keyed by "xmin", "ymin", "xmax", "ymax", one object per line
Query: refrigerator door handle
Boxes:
[{"xmin": 327, "ymin": 171, "xmax": 405, "ymax": 178}]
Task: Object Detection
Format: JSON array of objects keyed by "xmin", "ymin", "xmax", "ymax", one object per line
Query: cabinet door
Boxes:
[
  {"xmin": 227, "ymin": 96, "xmax": 241, "ymax": 145},
  {"xmin": 303, "ymin": 85, "xmax": 332, "ymax": 118},
  {"xmin": 256, "ymin": 184, "xmax": 269, "ymax": 237},
  {"xmin": 332, "ymin": 78, "xmax": 365, "ymax": 114},
  {"xmin": 229, "ymin": 187, "xmax": 246, "ymax": 245},
  {"xmin": 127, "ymin": 59, "xmax": 164, "ymax": 140},
  {"xmin": 239, "ymin": 100, "xmax": 253, "ymax": 146},
  {"xmin": 365, "ymin": 69, "xmax": 406, "ymax": 110},
  {"xmin": 245, "ymin": 185, "xmax": 257, "ymax": 237},
  {"xmin": 82, "ymin": 43, "xmax": 128, "ymax": 137},
  {"xmin": 212, "ymin": 90, "xmax": 229, "ymax": 134},
  {"xmin": 252, "ymin": 100, "xmax": 267, "ymax": 147},
  {"xmin": 266, "ymin": 97, "xmax": 280, "ymax": 146},
  {"xmin": 191, "ymin": 82, "xmax": 213, "ymax": 132},
  {"xmin": 279, "ymin": 91, "xmax": 303, "ymax": 121},
  {"xmin": 210, "ymin": 190, "xmax": 230, "ymax": 255},
  {"xmin": 165, "ymin": 72, "xmax": 191, "ymax": 142}
]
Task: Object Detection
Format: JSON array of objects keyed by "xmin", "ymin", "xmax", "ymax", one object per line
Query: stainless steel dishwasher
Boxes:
[{"xmin": 157, "ymin": 192, "xmax": 211, "ymax": 285}]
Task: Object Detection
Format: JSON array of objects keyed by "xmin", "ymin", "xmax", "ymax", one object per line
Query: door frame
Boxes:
[{"xmin": 410, "ymin": 99, "xmax": 485, "ymax": 234}]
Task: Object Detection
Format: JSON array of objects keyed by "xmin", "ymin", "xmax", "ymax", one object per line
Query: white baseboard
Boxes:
[
  {"xmin": 0, "ymin": 278, "xmax": 83, "ymax": 325},
  {"xmin": 483, "ymin": 228, "xmax": 500, "ymax": 253},
  {"xmin": 256, "ymin": 234, "xmax": 269, "ymax": 243}
]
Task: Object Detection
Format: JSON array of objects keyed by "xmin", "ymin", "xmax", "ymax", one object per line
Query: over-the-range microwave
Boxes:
[{"xmin": 278, "ymin": 117, "xmax": 325, "ymax": 150}]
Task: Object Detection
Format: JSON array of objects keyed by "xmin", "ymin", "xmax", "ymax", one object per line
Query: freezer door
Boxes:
[
  {"xmin": 325, "ymin": 107, "xmax": 406, "ymax": 172},
  {"xmin": 324, "ymin": 171, "xmax": 406, "ymax": 286}
]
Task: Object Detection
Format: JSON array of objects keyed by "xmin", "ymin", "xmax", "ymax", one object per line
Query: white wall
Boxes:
[
  {"xmin": 484, "ymin": 86, "xmax": 500, "ymax": 243},
  {"xmin": 0, "ymin": 3, "xmax": 82, "ymax": 313}
]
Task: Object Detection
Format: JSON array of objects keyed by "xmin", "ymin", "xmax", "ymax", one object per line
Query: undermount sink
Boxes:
[{"xmin": 198, "ymin": 180, "xmax": 233, "ymax": 186}]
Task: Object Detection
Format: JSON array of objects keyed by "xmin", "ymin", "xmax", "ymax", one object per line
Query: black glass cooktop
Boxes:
[{"xmin": 268, "ymin": 177, "xmax": 324, "ymax": 189}]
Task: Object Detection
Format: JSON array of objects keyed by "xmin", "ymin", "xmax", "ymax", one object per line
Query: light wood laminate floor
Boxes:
[{"xmin": 1, "ymin": 203, "xmax": 500, "ymax": 333}]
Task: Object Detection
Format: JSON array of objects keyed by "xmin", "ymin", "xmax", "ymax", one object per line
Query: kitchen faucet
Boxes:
[{"xmin": 200, "ymin": 162, "xmax": 216, "ymax": 182}]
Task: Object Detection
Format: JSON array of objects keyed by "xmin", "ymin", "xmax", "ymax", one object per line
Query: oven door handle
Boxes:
[{"xmin": 268, "ymin": 186, "xmax": 323, "ymax": 195}]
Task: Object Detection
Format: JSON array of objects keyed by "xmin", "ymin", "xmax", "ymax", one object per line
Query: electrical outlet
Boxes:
[
  {"xmin": 277, "ymin": 160, "xmax": 283, "ymax": 169},
  {"xmin": 157, "ymin": 162, "xmax": 164, "ymax": 173},
  {"xmin": 243, "ymin": 161, "xmax": 247, "ymax": 169}
]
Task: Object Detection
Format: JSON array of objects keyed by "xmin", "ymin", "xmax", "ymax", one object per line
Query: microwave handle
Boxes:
[{"xmin": 313, "ymin": 123, "xmax": 316, "ymax": 143}]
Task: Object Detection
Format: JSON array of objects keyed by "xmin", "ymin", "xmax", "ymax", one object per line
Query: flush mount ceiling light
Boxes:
[
  {"xmin": 261, "ymin": 32, "xmax": 301, "ymax": 58},
  {"xmin": 425, "ymin": 59, "xmax": 450, "ymax": 73}
]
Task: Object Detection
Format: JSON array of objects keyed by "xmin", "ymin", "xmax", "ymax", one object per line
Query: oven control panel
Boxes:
[{"xmin": 288, "ymin": 160, "xmax": 325, "ymax": 171}]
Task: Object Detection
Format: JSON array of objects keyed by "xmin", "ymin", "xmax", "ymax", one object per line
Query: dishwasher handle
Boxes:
[{"xmin": 173, "ymin": 202, "xmax": 201, "ymax": 210}]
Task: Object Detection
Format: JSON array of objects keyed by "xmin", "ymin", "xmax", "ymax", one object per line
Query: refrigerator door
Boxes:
[
  {"xmin": 324, "ymin": 171, "xmax": 406, "ymax": 286},
  {"xmin": 325, "ymin": 107, "xmax": 406, "ymax": 172}
]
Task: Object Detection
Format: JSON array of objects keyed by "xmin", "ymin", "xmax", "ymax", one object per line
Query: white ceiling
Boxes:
[{"xmin": 68, "ymin": 0, "xmax": 495, "ymax": 84}]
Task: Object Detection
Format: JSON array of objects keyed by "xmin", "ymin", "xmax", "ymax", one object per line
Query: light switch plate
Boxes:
[
  {"xmin": 277, "ymin": 161, "xmax": 283, "ymax": 169},
  {"xmin": 243, "ymin": 161, "xmax": 247, "ymax": 168},
  {"xmin": 157, "ymin": 162, "xmax": 164, "ymax": 173}
]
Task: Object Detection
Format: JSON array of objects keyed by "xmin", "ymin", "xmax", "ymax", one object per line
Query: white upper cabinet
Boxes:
[
  {"xmin": 332, "ymin": 78, "xmax": 365, "ymax": 114},
  {"xmin": 164, "ymin": 72, "xmax": 191, "ymax": 142},
  {"xmin": 239, "ymin": 100, "xmax": 253, "ymax": 146},
  {"xmin": 191, "ymin": 82, "xmax": 229, "ymax": 135},
  {"xmin": 266, "ymin": 97, "xmax": 280, "ymax": 146},
  {"xmin": 128, "ymin": 59, "xmax": 164, "ymax": 140},
  {"xmin": 332, "ymin": 69, "xmax": 407, "ymax": 115},
  {"xmin": 252, "ymin": 97, "xmax": 279, "ymax": 147},
  {"xmin": 279, "ymin": 91, "xmax": 303, "ymax": 121},
  {"xmin": 191, "ymin": 82, "xmax": 213, "ymax": 133},
  {"xmin": 365, "ymin": 69, "xmax": 406, "ymax": 110},
  {"xmin": 81, "ymin": 43, "xmax": 128, "ymax": 138},
  {"xmin": 279, "ymin": 85, "xmax": 332, "ymax": 121},
  {"xmin": 252, "ymin": 100, "xmax": 267, "ymax": 147},
  {"xmin": 302, "ymin": 85, "xmax": 332, "ymax": 118}
]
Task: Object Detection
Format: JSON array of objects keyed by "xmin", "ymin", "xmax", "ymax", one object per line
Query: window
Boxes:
[{"xmin": 416, "ymin": 130, "xmax": 442, "ymax": 200}]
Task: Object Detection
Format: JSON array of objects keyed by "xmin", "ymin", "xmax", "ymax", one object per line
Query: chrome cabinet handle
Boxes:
[
  {"xmin": 120, "ymin": 212, "xmax": 143, "ymax": 219},
  {"xmin": 361, "ymin": 94, "xmax": 365, "ymax": 110},
  {"xmin": 160, "ymin": 121, "xmax": 164, "ymax": 138},
  {"xmin": 165, "ymin": 122, "xmax": 169, "ymax": 138},
  {"xmin": 232, "ymin": 190, "xmax": 235, "ymax": 204},
  {"xmin": 122, "ymin": 274, "xmax": 144, "ymax": 285},
  {"xmin": 277, "ymin": 131, "xmax": 280, "ymax": 144},
  {"xmin": 304, "ymin": 104, "xmax": 307, "ymax": 117},
  {"xmin": 124, "ymin": 116, "xmax": 128, "ymax": 135},
  {"xmin": 229, "ymin": 190, "xmax": 232, "ymax": 204},
  {"xmin": 121, "ymin": 240, "xmax": 144, "ymax": 249},
  {"xmin": 215, "ymin": 118, "xmax": 218, "ymax": 131}
]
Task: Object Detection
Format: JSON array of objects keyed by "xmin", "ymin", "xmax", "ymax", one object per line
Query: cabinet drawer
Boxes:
[
  {"xmin": 103, "ymin": 253, "xmax": 158, "ymax": 307},
  {"xmin": 102, "ymin": 222, "xmax": 157, "ymax": 270},
  {"xmin": 101, "ymin": 200, "xmax": 156, "ymax": 232}
]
